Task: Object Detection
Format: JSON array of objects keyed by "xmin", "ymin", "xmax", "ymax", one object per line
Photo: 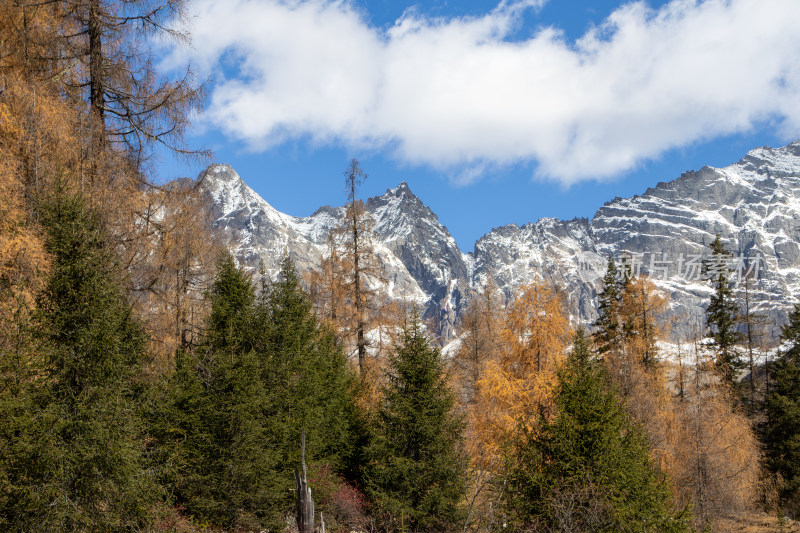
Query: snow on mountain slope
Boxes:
[
  {"xmin": 365, "ymin": 183, "xmax": 472, "ymax": 336},
  {"xmin": 197, "ymin": 142, "xmax": 800, "ymax": 343},
  {"xmin": 197, "ymin": 167, "xmax": 447, "ymax": 333},
  {"xmin": 588, "ymin": 142, "xmax": 800, "ymax": 340}
]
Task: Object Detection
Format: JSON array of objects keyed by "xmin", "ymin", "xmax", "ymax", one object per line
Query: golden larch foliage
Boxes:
[
  {"xmin": 670, "ymin": 347, "xmax": 761, "ymax": 529},
  {"xmin": 474, "ymin": 281, "xmax": 572, "ymax": 465},
  {"xmin": 619, "ymin": 274, "xmax": 669, "ymax": 369}
]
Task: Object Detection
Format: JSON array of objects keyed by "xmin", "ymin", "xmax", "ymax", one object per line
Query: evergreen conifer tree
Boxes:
[
  {"xmin": 1, "ymin": 190, "xmax": 156, "ymax": 531},
  {"xmin": 207, "ymin": 252, "xmax": 256, "ymax": 353},
  {"xmin": 760, "ymin": 303, "xmax": 800, "ymax": 516},
  {"xmin": 255, "ymin": 255, "xmax": 360, "ymax": 524},
  {"xmin": 155, "ymin": 251, "xmax": 274, "ymax": 528},
  {"xmin": 594, "ymin": 257, "xmax": 621, "ymax": 355},
  {"xmin": 703, "ymin": 235, "xmax": 743, "ymax": 385},
  {"xmin": 153, "ymin": 254, "xmax": 359, "ymax": 530},
  {"xmin": 365, "ymin": 314, "xmax": 465, "ymax": 532},
  {"xmin": 504, "ymin": 329, "xmax": 689, "ymax": 532}
]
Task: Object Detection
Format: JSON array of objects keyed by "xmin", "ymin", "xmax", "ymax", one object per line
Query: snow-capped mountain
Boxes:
[
  {"xmin": 199, "ymin": 165, "xmax": 463, "ymax": 335},
  {"xmin": 197, "ymin": 142, "xmax": 800, "ymax": 343}
]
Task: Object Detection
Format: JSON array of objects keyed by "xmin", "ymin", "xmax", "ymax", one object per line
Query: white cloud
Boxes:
[{"xmin": 169, "ymin": 0, "xmax": 800, "ymax": 184}]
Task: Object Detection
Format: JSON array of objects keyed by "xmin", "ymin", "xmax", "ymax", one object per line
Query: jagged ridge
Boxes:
[{"xmin": 197, "ymin": 141, "xmax": 800, "ymax": 343}]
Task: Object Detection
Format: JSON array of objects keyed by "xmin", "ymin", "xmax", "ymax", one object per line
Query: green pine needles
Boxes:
[
  {"xmin": 594, "ymin": 257, "xmax": 622, "ymax": 355},
  {"xmin": 504, "ymin": 329, "xmax": 690, "ymax": 533},
  {"xmin": 760, "ymin": 303, "xmax": 800, "ymax": 516},
  {"xmin": 365, "ymin": 314, "xmax": 465, "ymax": 532},
  {"xmin": 1, "ymin": 190, "xmax": 156, "ymax": 532},
  {"xmin": 704, "ymin": 235, "xmax": 744, "ymax": 385},
  {"xmin": 150, "ymin": 253, "xmax": 359, "ymax": 530}
]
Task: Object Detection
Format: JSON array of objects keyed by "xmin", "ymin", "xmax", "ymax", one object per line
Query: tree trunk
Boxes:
[
  {"xmin": 88, "ymin": 0, "xmax": 105, "ymax": 182},
  {"xmin": 295, "ymin": 429, "xmax": 315, "ymax": 533}
]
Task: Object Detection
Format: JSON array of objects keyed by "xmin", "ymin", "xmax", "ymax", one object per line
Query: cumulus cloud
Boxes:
[{"xmin": 167, "ymin": 0, "xmax": 800, "ymax": 184}]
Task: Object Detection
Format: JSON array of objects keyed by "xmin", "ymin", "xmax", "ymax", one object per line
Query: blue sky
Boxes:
[{"xmin": 159, "ymin": 0, "xmax": 799, "ymax": 251}]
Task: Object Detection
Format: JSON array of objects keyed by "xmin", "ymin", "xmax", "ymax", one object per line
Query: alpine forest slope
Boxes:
[{"xmin": 197, "ymin": 141, "xmax": 800, "ymax": 343}]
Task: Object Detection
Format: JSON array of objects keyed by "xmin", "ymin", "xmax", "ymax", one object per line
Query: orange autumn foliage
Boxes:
[
  {"xmin": 1, "ymin": 1, "xmax": 214, "ymax": 375},
  {"xmin": 473, "ymin": 281, "xmax": 572, "ymax": 465}
]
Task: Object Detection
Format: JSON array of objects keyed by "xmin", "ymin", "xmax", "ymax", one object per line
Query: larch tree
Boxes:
[
  {"xmin": 474, "ymin": 281, "xmax": 572, "ymax": 464},
  {"xmin": 449, "ymin": 279, "xmax": 504, "ymax": 533},
  {"xmin": 601, "ymin": 274, "xmax": 676, "ymax": 482},
  {"xmin": 133, "ymin": 179, "xmax": 220, "ymax": 368},
  {"xmin": 670, "ymin": 337, "xmax": 760, "ymax": 528},
  {"xmin": 342, "ymin": 158, "xmax": 375, "ymax": 374},
  {"xmin": 464, "ymin": 282, "xmax": 572, "ymax": 531},
  {"xmin": 307, "ymin": 231, "xmax": 349, "ymax": 326},
  {"xmin": 54, "ymin": 0, "xmax": 206, "ymax": 166},
  {"xmin": 1, "ymin": 0, "xmax": 205, "ymax": 190},
  {"xmin": 738, "ymin": 274, "xmax": 767, "ymax": 412},
  {"xmin": 450, "ymin": 278, "xmax": 503, "ymax": 408},
  {"xmin": 618, "ymin": 274, "xmax": 668, "ymax": 371},
  {"xmin": 0, "ymin": 0, "xmax": 214, "ymax": 368}
]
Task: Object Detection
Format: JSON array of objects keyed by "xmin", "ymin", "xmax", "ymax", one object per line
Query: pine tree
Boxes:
[
  {"xmin": 153, "ymin": 252, "xmax": 273, "ymax": 528},
  {"xmin": 152, "ymin": 254, "xmax": 360, "ymax": 530},
  {"xmin": 366, "ymin": 314, "xmax": 465, "ymax": 532},
  {"xmin": 703, "ymin": 235, "xmax": 743, "ymax": 385},
  {"xmin": 205, "ymin": 252, "xmax": 253, "ymax": 352},
  {"xmin": 256, "ymin": 256, "xmax": 360, "ymax": 522},
  {"xmin": 594, "ymin": 257, "xmax": 621, "ymax": 355},
  {"xmin": 504, "ymin": 329, "xmax": 690, "ymax": 532},
  {"xmin": 0, "ymin": 190, "xmax": 156, "ymax": 531},
  {"xmin": 760, "ymin": 303, "xmax": 800, "ymax": 516}
]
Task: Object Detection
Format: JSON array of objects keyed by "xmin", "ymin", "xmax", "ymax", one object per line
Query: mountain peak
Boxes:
[
  {"xmin": 200, "ymin": 163, "xmax": 239, "ymax": 182},
  {"xmin": 369, "ymin": 181, "xmax": 430, "ymax": 216},
  {"xmin": 197, "ymin": 141, "xmax": 800, "ymax": 342},
  {"xmin": 386, "ymin": 181, "xmax": 414, "ymax": 198}
]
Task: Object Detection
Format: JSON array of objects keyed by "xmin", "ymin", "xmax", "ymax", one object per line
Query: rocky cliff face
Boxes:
[
  {"xmin": 198, "ymin": 166, "xmax": 464, "ymax": 336},
  {"xmin": 197, "ymin": 142, "xmax": 800, "ymax": 343}
]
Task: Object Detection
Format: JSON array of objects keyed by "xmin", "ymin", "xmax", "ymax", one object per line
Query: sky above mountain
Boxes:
[{"xmin": 158, "ymin": 0, "xmax": 800, "ymax": 250}]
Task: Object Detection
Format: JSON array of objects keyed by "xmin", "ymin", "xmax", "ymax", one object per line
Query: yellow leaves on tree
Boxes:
[
  {"xmin": 670, "ymin": 347, "xmax": 761, "ymax": 529},
  {"xmin": 619, "ymin": 274, "xmax": 669, "ymax": 369},
  {"xmin": 604, "ymin": 275, "xmax": 670, "ymax": 410},
  {"xmin": 128, "ymin": 181, "xmax": 220, "ymax": 371},
  {"xmin": 0, "ymin": 150, "xmax": 48, "ymax": 379},
  {"xmin": 0, "ymin": 152, "xmax": 48, "ymax": 305},
  {"xmin": 450, "ymin": 279, "xmax": 503, "ymax": 408},
  {"xmin": 473, "ymin": 281, "xmax": 572, "ymax": 465},
  {"xmin": 597, "ymin": 273, "xmax": 760, "ymax": 528},
  {"xmin": 1, "ymin": 1, "xmax": 215, "ymax": 379},
  {"xmin": 451, "ymin": 281, "xmax": 571, "ymax": 532}
]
